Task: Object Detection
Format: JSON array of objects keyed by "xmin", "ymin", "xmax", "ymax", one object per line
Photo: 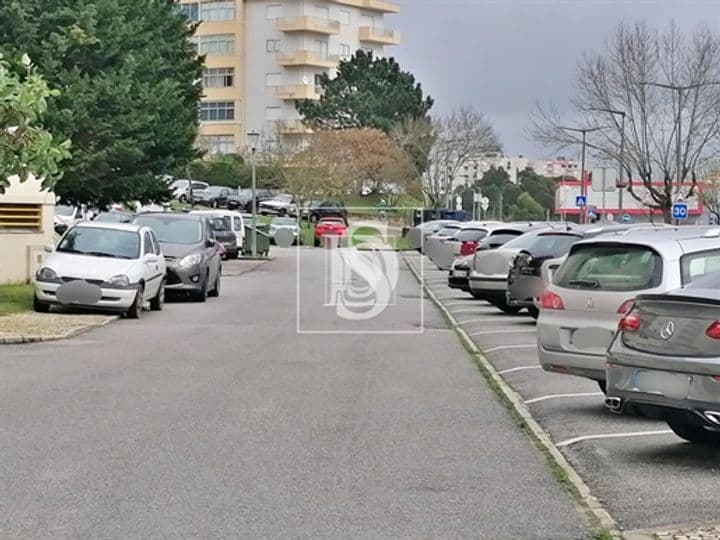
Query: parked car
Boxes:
[
  {"xmin": 537, "ymin": 226, "xmax": 720, "ymax": 392},
  {"xmin": 34, "ymin": 222, "xmax": 166, "ymax": 318},
  {"xmin": 228, "ymin": 189, "xmax": 276, "ymax": 212},
  {"xmin": 133, "ymin": 213, "xmax": 222, "ymax": 301},
  {"xmin": 405, "ymin": 220, "xmax": 462, "ymax": 252},
  {"xmin": 190, "ymin": 209, "xmax": 245, "ymax": 251},
  {"xmin": 93, "ymin": 211, "xmax": 135, "ymax": 223},
  {"xmin": 207, "ymin": 215, "xmax": 239, "ymax": 259},
  {"xmin": 430, "ymin": 221, "xmax": 505, "ymax": 270},
  {"xmin": 192, "ymin": 185, "xmax": 234, "ymax": 208},
  {"xmin": 606, "ymin": 271, "xmax": 720, "ymax": 445},
  {"xmin": 170, "ymin": 180, "xmax": 209, "ymax": 203},
  {"xmin": 259, "ymin": 194, "xmax": 298, "ymax": 216},
  {"xmin": 314, "ymin": 217, "xmax": 347, "ymax": 247},
  {"xmin": 54, "ymin": 204, "xmax": 88, "ymax": 235},
  {"xmin": 269, "ymin": 216, "xmax": 299, "ymax": 245},
  {"xmin": 308, "ymin": 201, "xmax": 348, "ymax": 224}
]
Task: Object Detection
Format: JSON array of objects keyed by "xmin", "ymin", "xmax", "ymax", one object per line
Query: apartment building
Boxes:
[{"xmin": 178, "ymin": 0, "xmax": 400, "ymax": 155}]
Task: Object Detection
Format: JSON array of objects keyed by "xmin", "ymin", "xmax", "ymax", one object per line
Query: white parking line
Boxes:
[
  {"xmin": 484, "ymin": 344, "xmax": 536, "ymax": 353},
  {"xmin": 450, "ymin": 309, "xmax": 499, "ymax": 316},
  {"xmin": 456, "ymin": 317, "xmax": 525, "ymax": 325},
  {"xmin": 468, "ymin": 329, "xmax": 537, "ymax": 336},
  {"xmin": 556, "ymin": 430, "xmax": 674, "ymax": 448},
  {"xmin": 498, "ymin": 365, "xmax": 542, "ymax": 375},
  {"xmin": 524, "ymin": 392, "xmax": 604, "ymax": 405}
]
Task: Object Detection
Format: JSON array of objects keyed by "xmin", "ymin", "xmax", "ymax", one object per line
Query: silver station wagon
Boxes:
[
  {"xmin": 606, "ymin": 271, "xmax": 720, "ymax": 445},
  {"xmin": 536, "ymin": 226, "xmax": 720, "ymax": 392}
]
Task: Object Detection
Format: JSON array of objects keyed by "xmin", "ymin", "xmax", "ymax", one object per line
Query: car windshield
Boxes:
[
  {"xmin": 57, "ymin": 227, "xmax": 139, "ymax": 259},
  {"xmin": 272, "ymin": 217, "xmax": 296, "ymax": 225},
  {"xmin": 208, "ymin": 216, "xmax": 231, "ymax": 231},
  {"xmin": 95, "ymin": 212, "xmax": 132, "ymax": 223},
  {"xmin": 56, "ymin": 205, "xmax": 75, "ymax": 217},
  {"xmin": 452, "ymin": 228, "xmax": 488, "ymax": 242},
  {"xmin": 205, "ymin": 186, "xmax": 224, "ymax": 195},
  {"xmin": 436, "ymin": 226, "xmax": 461, "ymax": 236},
  {"xmin": 554, "ymin": 243, "xmax": 662, "ymax": 291},
  {"xmin": 133, "ymin": 215, "xmax": 203, "ymax": 244},
  {"xmin": 680, "ymin": 249, "xmax": 720, "ymax": 285},
  {"xmin": 493, "ymin": 231, "xmax": 544, "ymax": 250},
  {"xmin": 170, "ymin": 180, "xmax": 187, "ymax": 190},
  {"xmin": 522, "ymin": 233, "xmax": 581, "ymax": 256}
]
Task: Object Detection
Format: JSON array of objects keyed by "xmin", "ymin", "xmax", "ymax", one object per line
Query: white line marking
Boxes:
[
  {"xmin": 524, "ymin": 392, "xmax": 604, "ymax": 405},
  {"xmin": 440, "ymin": 301, "xmax": 483, "ymax": 307},
  {"xmin": 449, "ymin": 309, "xmax": 498, "ymax": 315},
  {"xmin": 484, "ymin": 344, "xmax": 536, "ymax": 353},
  {"xmin": 456, "ymin": 317, "xmax": 524, "ymax": 325},
  {"xmin": 556, "ymin": 430, "xmax": 675, "ymax": 448},
  {"xmin": 468, "ymin": 329, "xmax": 536, "ymax": 336},
  {"xmin": 498, "ymin": 365, "xmax": 542, "ymax": 375}
]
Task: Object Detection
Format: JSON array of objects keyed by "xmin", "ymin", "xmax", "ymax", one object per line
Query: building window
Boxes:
[
  {"xmin": 179, "ymin": 2, "xmax": 199, "ymax": 21},
  {"xmin": 339, "ymin": 9, "xmax": 351, "ymax": 25},
  {"xmin": 340, "ymin": 43, "xmax": 351, "ymax": 60},
  {"xmin": 200, "ymin": 2, "xmax": 235, "ymax": 21},
  {"xmin": 315, "ymin": 40, "xmax": 329, "ymax": 58},
  {"xmin": 198, "ymin": 135, "xmax": 236, "ymax": 154},
  {"xmin": 197, "ymin": 34, "xmax": 235, "ymax": 55},
  {"xmin": 203, "ymin": 67, "xmax": 234, "ymax": 88},
  {"xmin": 265, "ymin": 72, "xmax": 281, "ymax": 87},
  {"xmin": 200, "ymin": 101, "xmax": 235, "ymax": 121},
  {"xmin": 266, "ymin": 39, "xmax": 281, "ymax": 52},
  {"xmin": 266, "ymin": 4, "xmax": 282, "ymax": 19},
  {"xmin": 265, "ymin": 107, "xmax": 281, "ymax": 120},
  {"xmin": 0, "ymin": 204, "xmax": 42, "ymax": 231}
]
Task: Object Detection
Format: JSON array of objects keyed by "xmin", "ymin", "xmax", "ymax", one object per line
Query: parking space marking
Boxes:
[
  {"xmin": 498, "ymin": 365, "xmax": 542, "ymax": 375},
  {"xmin": 440, "ymin": 301, "xmax": 485, "ymax": 307},
  {"xmin": 456, "ymin": 316, "xmax": 527, "ymax": 325},
  {"xmin": 484, "ymin": 344, "xmax": 536, "ymax": 353},
  {"xmin": 468, "ymin": 329, "xmax": 537, "ymax": 336},
  {"xmin": 556, "ymin": 430, "xmax": 674, "ymax": 448},
  {"xmin": 524, "ymin": 392, "xmax": 604, "ymax": 405}
]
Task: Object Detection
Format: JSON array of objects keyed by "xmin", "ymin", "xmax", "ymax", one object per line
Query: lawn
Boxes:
[{"xmin": 0, "ymin": 283, "xmax": 34, "ymax": 315}]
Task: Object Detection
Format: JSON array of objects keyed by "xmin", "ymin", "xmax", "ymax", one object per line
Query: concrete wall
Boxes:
[{"xmin": 0, "ymin": 175, "xmax": 55, "ymax": 284}]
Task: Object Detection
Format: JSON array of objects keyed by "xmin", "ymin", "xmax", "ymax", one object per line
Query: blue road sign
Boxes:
[
  {"xmin": 621, "ymin": 214, "xmax": 631, "ymax": 224},
  {"xmin": 671, "ymin": 202, "xmax": 689, "ymax": 220},
  {"xmin": 575, "ymin": 195, "xmax": 587, "ymax": 207}
]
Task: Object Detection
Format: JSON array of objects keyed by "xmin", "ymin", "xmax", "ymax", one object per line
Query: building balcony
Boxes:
[
  {"xmin": 275, "ymin": 119, "xmax": 313, "ymax": 135},
  {"xmin": 276, "ymin": 50, "xmax": 339, "ymax": 68},
  {"xmin": 335, "ymin": 0, "xmax": 400, "ymax": 13},
  {"xmin": 359, "ymin": 26, "xmax": 401, "ymax": 45},
  {"xmin": 274, "ymin": 84, "xmax": 322, "ymax": 101},
  {"xmin": 277, "ymin": 16, "xmax": 340, "ymax": 35}
]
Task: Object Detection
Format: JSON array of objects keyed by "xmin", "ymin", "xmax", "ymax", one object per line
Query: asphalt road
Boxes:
[
  {"xmin": 0, "ymin": 248, "xmax": 588, "ymax": 539},
  {"xmin": 408, "ymin": 252, "xmax": 720, "ymax": 535}
]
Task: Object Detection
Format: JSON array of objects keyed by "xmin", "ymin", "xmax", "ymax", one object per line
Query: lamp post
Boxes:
[
  {"xmin": 590, "ymin": 108, "xmax": 627, "ymax": 214},
  {"xmin": 247, "ymin": 129, "xmax": 260, "ymax": 257}
]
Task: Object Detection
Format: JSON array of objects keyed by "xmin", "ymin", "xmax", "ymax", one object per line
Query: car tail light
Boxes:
[
  {"xmin": 712, "ymin": 375, "xmax": 720, "ymax": 383},
  {"xmin": 538, "ymin": 290, "xmax": 565, "ymax": 310},
  {"xmin": 706, "ymin": 321, "xmax": 720, "ymax": 340},
  {"xmin": 617, "ymin": 299, "xmax": 635, "ymax": 314},
  {"xmin": 618, "ymin": 310, "xmax": 641, "ymax": 332},
  {"xmin": 460, "ymin": 241, "xmax": 478, "ymax": 256}
]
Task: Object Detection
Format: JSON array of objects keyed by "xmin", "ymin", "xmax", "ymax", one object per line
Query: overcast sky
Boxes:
[{"xmin": 389, "ymin": 0, "xmax": 719, "ymax": 159}]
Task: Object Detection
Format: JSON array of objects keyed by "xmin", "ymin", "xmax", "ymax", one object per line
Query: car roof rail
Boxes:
[{"xmin": 702, "ymin": 227, "xmax": 720, "ymax": 238}]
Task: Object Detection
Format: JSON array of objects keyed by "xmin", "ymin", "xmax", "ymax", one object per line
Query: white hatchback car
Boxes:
[
  {"xmin": 34, "ymin": 222, "xmax": 167, "ymax": 318},
  {"xmin": 537, "ymin": 226, "xmax": 720, "ymax": 392}
]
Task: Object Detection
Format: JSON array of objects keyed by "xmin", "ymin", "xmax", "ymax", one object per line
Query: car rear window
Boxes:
[
  {"xmin": 680, "ymin": 249, "xmax": 720, "ymax": 285},
  {"xmin": 524, "ymin": 233, "xmax": 581, "ymax": 257},
  {"xmin": 437, "ymin": 226, "xmax": 461, "ymax": 236},
  {"xmin": 455, "ymin": 229, "xmax": 488, "ymax": 242},
  {"xmin": 554, "ymin": 243, "xmax": 662, "ymax": 291}
]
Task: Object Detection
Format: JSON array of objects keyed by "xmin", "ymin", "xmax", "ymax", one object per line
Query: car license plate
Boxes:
[
  {"xmin": 630, "ymin": 370, "xmax": 691, "ymax": 400},
  {"xmin": 453, "ymin": 270, "xmax": 468, "ymax": 277}
]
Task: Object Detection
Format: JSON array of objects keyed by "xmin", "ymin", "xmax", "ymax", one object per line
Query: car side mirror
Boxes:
[
  {"xmin": 144, "ymin": 253, "xmax": 159, "ymax": 263},
  {"xmin": 206, "ymin": 238, "xmax": 216, "ymax": 248},
  {"xmin": 43, "ymin": 244, "xmax": 54, "ymax": 253}
]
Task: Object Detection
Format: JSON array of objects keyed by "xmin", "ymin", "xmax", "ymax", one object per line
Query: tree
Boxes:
[
  {"xmin": 423, "ymin": 108, "xmax": 501, "ymax": 208},
  {"xmin": 477, "ymin": 166, "xmax": 521, "ymax": 220},
  {"xmin": 531, "ymin": 21, "xmax": 720, "ymax": 222},
  {"xmin": 0, "ymin": 53, "xmax": 71, "ymax": 193},
  {"xmin": 507, "ymin": 192, "xmax": 545, "ymax": 221},
  {"xmin": 390, "ymin": 116, "xmax": 436, "ymax": 176},
  {"xmin": 518, "ymin": 169, "xmax": 556, "ymax": 216},
  {"xmin": 296, "ymin": 50, "xmax": 433, "ymax": 133},
  {"xmin": 0, "ymin": 0, "xmax": 203, "ymax": 206},
  {"xmin": 186, "ymin": 155, "xmax": 251, "ymax": 188},
  {"xmin": 700, "ymin": 162, "xmax": 720, "ymax": 224}
]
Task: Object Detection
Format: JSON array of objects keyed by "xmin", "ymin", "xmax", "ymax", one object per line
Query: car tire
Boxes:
[
  {"xmin": 667, "ymin": 420, "xmax": 720, "ymax": 446},
  {"xmin": 527, "ymin": 306, "xmax": 540, "ymax": 319},
  {"xmin": 193, "ymin": 272, "xmax": 209, "ymax": 303},
  {"xmin": 314, "ymin": 237, "xmax": 320, "ymax": 247},
  {"xmin": 33, "ymin": 294, "xmax": 50, "ymax": 313},
  {"xmin": 494, "ymin": 297, "xmax": 523, "ymax": 314},
  {"xmin": 470, "ymin": 290, "xmax": 485, "ymax": 300},
  {"xmin": 179, "ymin": 195, "xmax": 187, "ymax": 203},
  {"xmin": 209, "ymin": 269, "xmax": 221, "ymax": 298},
  {"xmin": 212, "ymin": 200, "xmax": 219, "ymax": 208},
  {"xmin": 150, "ymin": 280, "xmax": 165, "ymax": 311},
  {"xmin": 127, "ymin": 284, "xmax": 144, "ymax": 319},
  {"xmin": 597, "ymin": 380, "xmax": 606, "ymax": 394},
  {"xmin": 310, "ymin": 213, "xmax": 319, "ymax": 223}
]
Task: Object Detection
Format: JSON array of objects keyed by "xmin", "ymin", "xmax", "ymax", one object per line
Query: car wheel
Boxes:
[
  {"xmin": 597, "ymin": 380, "xmax": 606, "ymax": 394},
  {"xmin": 193, "ymin": 272, "xmax": 209, "ymax": 303},
  {"xmin": 527, "ymin": 306, "xmax": 540, "ymax": 319},
  {"xmin": 127, "ymin": 284, "xmax": 144, "ymax": 319},
  {"xmin": 667, "ymin": 420, "xmax": 720, "ymax": 446},
  {"xmin": 494, "ymin": 297, "xmax": 523, "ymax": 314},
  {"xmin": 33, "ymin": 294, "xmax": 50, "ymax": 313},
  {"xmin": 150, "ymin": 280, "xmax": 165, "ymax": 311},
  {"xmin": 209, "ymin": 269, "xmax": 221, "ymax": 298},
  {"xmin": 470, "ymin": 290, "xmax": 485, "ymax": 300},
  {"xmin": 280, "ymin": 208, "xmax": 287, "ymax": 216},
  {"xmin": 179, "ymin": 194, "xmax": 187, "ymax": 203},
  {"xmin": 212, "ymin": 200, "xmax": 219, "ymax": 208},
  {"xmin": 310, "ymin": 213, "xmax": 318, "ymax": 223},
  {"xmin": 314, "ymin": 237, "xmax": 320, "ymax": 247}
]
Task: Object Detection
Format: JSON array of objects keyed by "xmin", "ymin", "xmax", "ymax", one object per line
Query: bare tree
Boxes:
[
  {"xmin": 700, "ymin": 159, "xmax": 720, "ymax": 224},
  {"xmin": 531, "ymin": 21, "xmax": 720, "ymax": 221},
  {"xmin": 422, "ymin": 107, "xmax": 501, "ymax": 209}
]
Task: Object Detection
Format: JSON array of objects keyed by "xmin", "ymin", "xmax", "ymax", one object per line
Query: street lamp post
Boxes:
[
  {"xmin": 247, "ymin": 129, "xmax": 260, "ymax": 257},
  {"xmin": 590, "ymin": 108, "xmax": 627, "ymax": 214}
]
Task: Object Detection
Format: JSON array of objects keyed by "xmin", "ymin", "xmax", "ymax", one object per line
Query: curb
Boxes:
[
  {"xmin": 404, "ymin": 256, "xmax": 619, "ymax": 536},
  {"xmin": 0, "ymin": 315, "xmax": 118, "ymax": 345}
]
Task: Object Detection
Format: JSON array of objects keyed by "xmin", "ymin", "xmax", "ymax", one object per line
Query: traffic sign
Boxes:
[
  {"xmin": 621, "ymin": 214, "xmax": 631, "ymax": 224},
  {"xmin": 575, "ymin": 195, "xmax": 587, "ymax": 207},
  {"xmin": 606, "ymin": 213, "xmax": 614, "ymax": 222},
  {"xmin": 671, "ymin": 202, "xmax": 689, "ymax": 220}
]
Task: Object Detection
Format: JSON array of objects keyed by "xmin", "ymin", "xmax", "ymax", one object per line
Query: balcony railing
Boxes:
[
  {"xmin": 277, "ymin": 16, "xmax": 340, "ymax": 35},
  {"xmin": 335, "ymin": 0, "xmax": 400, "ymax": 13},
  {"xmin": 276, "ymin": 50, "xmax": 339, "ymax": 68},
  {"xmin": 274, "ymin": 119, "xmax": 313, "ymax": 134},
  {"xmin": 359, "ymin": 26, "xmax": 401, "ymax": 45},
  {"xmin": 274, "ymin": 84, "xmax": 322, "ymax": 101}
]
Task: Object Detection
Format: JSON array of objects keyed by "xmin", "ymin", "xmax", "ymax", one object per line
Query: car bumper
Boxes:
[
  {"xmin": 34, "ymin": 281, "xmax": 137, "ymax": 310},
  {"xmin": 538, "ymin": 344, "xmax": 606, "ymax": 382},
  {"xmin": 165, "ymin": 264, "xmax": 206, "ymax": 293},
  {"xmin": 468, "ymin": 276, "xmax": 507, "ymax": 299},
  {"xmin": 448, "ymin": 274, "xmax": 470, "ymax": 290},
  {"xmin": 507, "ymin": 275, "xmax": 543, "ymax": 306}
]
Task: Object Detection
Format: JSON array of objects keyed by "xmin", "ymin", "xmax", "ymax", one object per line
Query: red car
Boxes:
[{"xmin": 314, "ymin": 217, "xmax": 347, "ymax": 247}]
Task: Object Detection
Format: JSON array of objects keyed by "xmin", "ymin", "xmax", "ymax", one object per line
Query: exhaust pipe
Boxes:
[
  {"xmin": 703, "ymin": 411, "xmax": 720, "ymax": 425},
  {"xmin": 605, "ymin": 397, "xmax": 623, "ymax": 413}
]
